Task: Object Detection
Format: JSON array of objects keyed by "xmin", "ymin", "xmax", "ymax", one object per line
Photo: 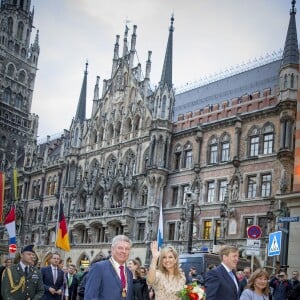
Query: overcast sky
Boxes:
[{"xmin": 30, "ymin": 0, "xmax": 299, "ymax": 141}]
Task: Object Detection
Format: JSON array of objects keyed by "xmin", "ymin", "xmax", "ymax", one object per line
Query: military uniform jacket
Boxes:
[{"xmin": 1, "ymin": 263, "xmax": 44, "ymax": 300}]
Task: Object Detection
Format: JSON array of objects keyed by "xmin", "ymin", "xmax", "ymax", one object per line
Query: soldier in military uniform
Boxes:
[{"xmin": 1, "ymin": 244, "xmax": 44, "ymax": 300}]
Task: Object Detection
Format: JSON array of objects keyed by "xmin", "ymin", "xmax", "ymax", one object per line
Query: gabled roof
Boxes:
[{"xmin": 174, "ymin": 59, "xmax": 281, "ymax": 118}]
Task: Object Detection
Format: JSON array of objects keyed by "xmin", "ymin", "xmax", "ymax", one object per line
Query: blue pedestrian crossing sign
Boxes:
[{"xmin": 268, "ymin": 231, "xmax": 282, "ymax": 257}]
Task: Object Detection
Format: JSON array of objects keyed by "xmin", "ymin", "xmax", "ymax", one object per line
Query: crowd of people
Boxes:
[{"xmin": 0, "ymin": 236, "xmax": 300, "ymax": 300}]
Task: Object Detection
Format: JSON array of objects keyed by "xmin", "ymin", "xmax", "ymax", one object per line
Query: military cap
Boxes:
[{"xmin": 21, "ymin": 244, "xmax": 35, "ymax": 253}]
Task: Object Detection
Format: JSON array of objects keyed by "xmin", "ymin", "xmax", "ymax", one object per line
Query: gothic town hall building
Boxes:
[{"xmin": 1, "ymin": 0, "xmax": 300, "ymax": 273}]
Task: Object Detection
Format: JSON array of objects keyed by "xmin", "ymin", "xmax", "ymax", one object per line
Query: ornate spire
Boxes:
[
  {"xmin": 75, "ymin": 62, "xmax": 88, "ymax": 123},
  {"xmin": 160, "ymin": 15, "xmax": 174, "ymax": 87},
  {"xmin": 282, "ymin": 0, "xmax": 299, "ymax": 67}
]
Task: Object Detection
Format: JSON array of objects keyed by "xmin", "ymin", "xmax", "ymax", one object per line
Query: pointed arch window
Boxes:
[
  {"xmin": 107, "ymin": 123, "xmax": 114, "ymax": 139},
  {"xmin": 291, "ymin": 73, "xmax": 295, "ymax": 88},
  {"xmin": 115, "ymin": 121, "xmax": 121, "ymax": 137},
  {"xmin": 280, "ymin": 118, "xmax": 293, "ymax": 149},
  {"xmin": 262, "ymin": 124, "xmax": 274, "ymax": 154},
  {"xmin": 183, "ymin": 143, "xmax": 193, "ymax": 168},
  {"xmin": 92, "ymin": 129, "xmax": 97, "ymax": 144},
  {"xmin": 15, "ymin": 94, "xmax": 23, "ymax": 109},
  {"xmin": 31, "ymin": 181, "xmax": 36, "ymax": 199},
  {"xmin": 174, "ymin": 145, "xmax": 182, "ymax": 171},
  {"xmin": 249, "ymin": 128, "xmax": 259, "ymax": 157},
  {"xmin": 36, "ymin": 180, "xmax": 41, "ymax": 198},
  {"xmin": 17, "ymin": 21, "xmax": 24, "ymax": 40},
  {"xmin": 141, "ymin": 186, "xmax": 148, "ymax": 206},
  {"xmin": 220, "ymin": 134, "xmax": 230, "ymax": 162},
  {"xmin": 3, "ymin": 88, "xmax": 12, "ymax": 103},
  {"xmin": 8, "ymin": 17, "xmax": 13, "ymax": 36},
  {"xmin": 50, "ymin": 176, "xmax": 57, "ymax": 195},
  {"xmin": 19, "ymin": 70, "xmax": 26, "ymax": 83},
  {"xmin": 208, "ymin": 137, "xmax": 218, "ymax": 164},
  {"xmin": 7, "ymin": 64, "xmax": 15, "ymax": 77},
  {"xmin": 46, "ymin": 177, "xmax": 52, "ymax": 195},
  {"xmin": 284, "ymin": 74, "xmax": 288, "ymax": 89}
]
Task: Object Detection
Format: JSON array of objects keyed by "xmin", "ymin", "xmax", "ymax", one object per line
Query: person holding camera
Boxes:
[
  {"xmin": 269, "ymin": 271, "xmax": 292, "ymax": 300},
  {"xmin": 187, "ymin": 266, "xmax": 204, "ymax": 286}
]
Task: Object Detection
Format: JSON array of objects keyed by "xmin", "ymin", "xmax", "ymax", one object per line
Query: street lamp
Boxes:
[{"xmin": 184, "ymin": 189, "xmax": 201, "ymax": 253}]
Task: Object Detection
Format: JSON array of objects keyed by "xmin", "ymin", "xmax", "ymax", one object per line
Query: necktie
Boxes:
[
  {"xmin": 119, "ymin": 265, "xmax": 126, "ymax": 289},
  {"xmin": 53, "ymin": 267, "xmax": 57, "ymax": 283},
  {"xmin": 68, "ymin": 274, "xmax": 73, "ymax": 287},
  {"xmin": 229, "ymin": 271, "xmax": 238, "ymax": 290},
  {"xmin": 25, "ymin": 266, "xmax": 28, "ymax": 278}
]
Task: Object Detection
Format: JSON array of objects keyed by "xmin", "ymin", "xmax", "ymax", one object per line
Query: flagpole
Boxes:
[
  {"xmin": 54, "ymin": 194, "xmax": 61, "ymax": 249},
  {"xmin": 55, "ymin": 169, "xmax": 63, "ymax": 249}
]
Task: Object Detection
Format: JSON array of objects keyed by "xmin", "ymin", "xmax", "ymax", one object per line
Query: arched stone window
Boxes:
[
  {"xmin": 141, "ymin": 186, "xmax": 148, "ymax": 206},
  {"xmin": 183, "ymin": 142, "xmax": 193, "ymax": 168},
  {"xmin": 8, "ymin": 17, "xmax": 13, "ymax": 35},
  {"xmin": 51, "ymin": 176, "xmax": 57, "ymax": 195},
  {"xmin": 291, "ymin": 73, "xmax": 295, "ymax": 88},
  {"xmin": 280, "ymin": 117, "xmax": 293, "ymax": 150},
  {"xmin": 15, "ymin": 94, "xmax": 23, "ymax": 109},
  {"xmin": 92, "ymin": 129, "xmax": 97, "ymax": 144},
  {"xmin": 17, "ymin": 21, "xmax": 24, "ymax": 40},
  {"xmin": 124, "ymin": 117, "xmax": 132, "ymax": 134},
  {"xmin": 174, "ymin": 144, "xmax": 182, "ymax": 170},
  {"xmin": 18, "ymin": 70, "xmax": 26, "ymax": 83},
  {"xmin": 107, "ymin": 123, "xmax": 114, "ymax": 139},
  {"xmin": 284, "ymin": 74, "xmax": 288, "ymax": 89},
  {"xmin": 115, "ymin": 121, "xmax": 121, "ymax": 137},
  {"xmin": 98, "ymin": 127, "xmax": 104, "ymax": 141},
  {"xmin": 46, "ymin": 177, "xmax": 52, "ymax": 195},
  {"xmin": 133, "ymin": 115, "xmax": 140, "ymax": 131},
  {"xmin": 248, "ymin": 127, "xmax": 260, "ymax": 157},
  {"xmin": 3, "ymin": 88, "xmax": 12, "ymax": 103},
  {"xmin": 262, "ymin": 123, "xmax": 274, "ymax": 154},
  {"xmin": 7, "ymin": 63, "xmax": 15, "ymax": 77},
  {"xmin": 208, "ymin": 136, "xmax": 218, "ymax": 164},
  {"xmin": 220, "ymin": 133, "xmax": 230, "ymax": 162}
]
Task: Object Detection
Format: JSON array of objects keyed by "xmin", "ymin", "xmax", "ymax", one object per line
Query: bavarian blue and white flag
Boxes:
[{"xmin": 157, "ymin": 200, "xmax": 164, "ymax": 249}]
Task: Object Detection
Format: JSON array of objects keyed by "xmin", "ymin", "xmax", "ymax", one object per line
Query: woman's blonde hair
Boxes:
[
  {"xmin": 158, "ymin": 246, "xmax": 182, "ymax": 277},
  {"xmin": 246, "ymin": 268, "xmax": 270, "ymax": 295}
]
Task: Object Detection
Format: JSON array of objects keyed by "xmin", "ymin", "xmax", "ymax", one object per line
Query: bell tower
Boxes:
[{"xmin": 0, "ymin": 0, "xmax": 39, "ymax": 165}]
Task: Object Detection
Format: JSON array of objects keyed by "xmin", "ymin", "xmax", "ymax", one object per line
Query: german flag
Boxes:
[{"xmin": 55, "ymin": 200, "xmax": 70, "ymax": 251}]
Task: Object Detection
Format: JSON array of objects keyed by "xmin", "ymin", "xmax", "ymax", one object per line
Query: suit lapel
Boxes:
[
  {"xmin": 220, "ymin": 265, "xmax": 238, "ymax": 294},
  {"xmin": 108, "ymin": 260, "xmax": 122, "ymax": 288}
]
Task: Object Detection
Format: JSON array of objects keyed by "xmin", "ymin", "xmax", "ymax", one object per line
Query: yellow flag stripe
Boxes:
[{"xmin": 13, "ymin": 168, "xmax": 18, "ymax": 201}]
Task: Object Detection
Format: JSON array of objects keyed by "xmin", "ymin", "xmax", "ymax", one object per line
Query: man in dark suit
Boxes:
[
  {"xmin": 41, "ymin": 252, "xmax": 64, "ymax": 299},
  {"xmin": 1, "ymin": 244, "xmax": 44, "ymax": 300},
  {"xmin": 85, "ymin": 234, "xmax": 133, "ymax": 299},
  {"xmin": 66, "ymin": 264, "xmax": 78, "ymax": 300},
  {"xmin": 205, "ymin": 245, "xmax": 240, "ymax": 300}
]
